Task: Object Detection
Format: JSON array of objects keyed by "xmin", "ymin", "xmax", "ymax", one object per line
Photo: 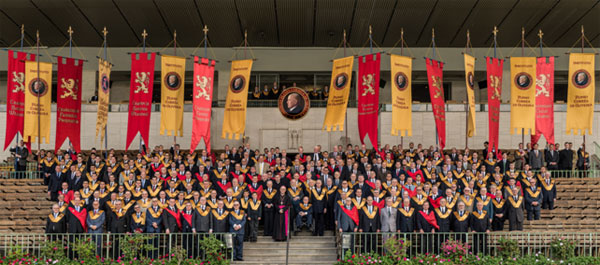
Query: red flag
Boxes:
[
  {"xmin": 486, "ymin": 57, "xmax": 504, "ymax": 153},
  {"xmin": 531, "ymin": 57, "xmax": 555, "ymax": 145},
  {"xmin": 126, "ymin": 53, "xmax": 156, "ymax": 150},
  {"xmin": 55, "ymin": 57, "xmax": 83, "ymax": 152},
  {"xmin": 4, "ymin": 50, "xmax": 35, "ymax": 150},
  {"xmin": 191, "ymin": 57, "xmax": 215, "ymax": 152},
  {"xmin": 425, "ymin": 58, "xmax": 446, "ymax": 150},
  {"xmin": 357, "ymin": 53, "xmax": 380, "ymax": 148}
]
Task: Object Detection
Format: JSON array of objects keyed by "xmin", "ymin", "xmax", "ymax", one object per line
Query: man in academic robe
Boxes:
[
  {"xmin": 210, "ymin": 200, "xmax": 229, "ymax": 233},
  {"xmin": 163, "ymin": 198, "xmax": 181, "ymax": 233},
  {"xmin": 398, "ymin": 197, "xmax": 415, "ymax": 233},
  {"xmin": 435, "ymin": 197, "xmax": 452, "ymax": 250},
  {"xmin": 524, "ymin": 178, "xmax": 543, "ymax": 220},
  {"xmin": 296, "ymin": 196, "xmax": 313, "ymax": 231},
  {"xmin": 181, "ymin": 202, "xmax": 198, "ymax": 258},
  {"xmin": 229, "ymin": 201, "xmax": 246, "ymax": 261},
  {"xmin": 108, "ymin": 200, "xmax": 130, "ymax": 259},
  {"xmin": 311, "ymin": 179, "xmax": 328, "ymax": 236},
  {"xmin": 145, "ymin": 198, "xmax": 163, "ymax": 259},
  {"xmin": 246, "ymin": 192, "xmax": 262, "ymax": 242},
  {"xmin": 470, "ymin": 201, "xmax": 490, "ymax": 255},
  {"xmin": 359, "ymin": 196, "xmax": 380, "ymax": 253},
  {"xmin": 337, "ymin": 197, "xmax": 359, "ymax": 253},
  {"xmin": 491, "ymin": 189, "xmax": 505, "ymax": 231},
  {"xmin": 87, "ymin": 200, "xmax": 105, "ymax": 255},
  {"xmin": 262, "ymin": 180, "xmax": 276, "ymax": 236},
  {"xmin": 540, "ymin": 172, "xmax": 556, "ymax": 210},
  {"xmin": 451, "ymin": 201, "xmax": 470, "ymax": 242},
  {"xmin": 416, "ymin": 201, "xmax": 438, "ymax": 254},
  {"xmin": 506, "ymin": 187, "xmax": 524, "ymax": 231},
  {"xmin": 46, "ymin": 204, "xmax": 67, "ymax": 241},
  {"xmin": 66, "ymin": 197, "xmax": 87, "ymax": 258},
  {"xmin": 130, "ymin": 204, "xmax": 146, "ymax": 233},
  {"xmin": 48, "ymin": 166, "xmax": 66, "ymax": 201}
]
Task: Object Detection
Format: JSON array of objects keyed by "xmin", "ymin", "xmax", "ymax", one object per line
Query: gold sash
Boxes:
[
  {"xmin": 312, "ymin": 189, "xmax": 326, "ymax": 201},
  {"xmin": 453, "ymin": 212, "xmax": 469, "ymax": 222},
  {"xmin": 492, "ymin": 199, "xmax": 505, "ymax": 209},
  {"xmin": 212, "ymin": 210, "xmax": 229, "ymax": 220},
  {"xmin": 263, "ymin": 190, "xmax": 277, "ymax": 199},
  {"xmin": 196, "ymin": 206, "xmax": 211, "ymax": 216},
  {"xmin": 132, "ymin": 212, "xmax": 146, "ymax": 225},
  {"xmin": 299, "ymin": 204, "xmax": 312, "ymax": 210},
  {"xmin": 434, "ymin": 208, "xmax": 451, "ymax": 219},
  {"xmin": 48, "ymin": 213, "xmax": 65, "ymax": 222},
  {"xmin": 525, "ymin": 188, "xmax": 542, "ymax": 198},
  {"xmin": 249, "ymin": 200, "xmax": 261, "ymax": 211},
  {"xmin": 471, "ymin": 210, "xmax": 487, "ymax": 219},
  {"xmin": 508, "ymin": 196, "xmax": 523, "ymax": 208},
  {"xmin": 398, "ymin": 208, "xmax": 414, "ymax": 217},
  {"xmin": 230, "ymin": 210, "xmax": 245, "ymax": 220},
  {"xmin": 541, "ymin": 179, "xmax": 555, "ymax": 191},
  {"xmin": 362, "ymin": 207, "xmax": 378, "ymax": 219}
]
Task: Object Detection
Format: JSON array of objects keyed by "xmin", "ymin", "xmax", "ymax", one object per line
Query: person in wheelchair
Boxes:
[{"xmin": 295, "ymin": 196, "xmax": 313, "ymax": 232}]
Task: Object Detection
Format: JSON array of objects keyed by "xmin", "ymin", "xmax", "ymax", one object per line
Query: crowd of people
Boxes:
[{"xmin": 31, "ymin": 140, "xmax": 591, "ymax": 259}]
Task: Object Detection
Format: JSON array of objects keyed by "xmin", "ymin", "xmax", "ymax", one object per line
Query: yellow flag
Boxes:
[
  {"xmin": 160, "ymin": 55, "xmax": 186, "ymax": 136},
  {"xmin": 222, "ymin": 59, "xmax": 253, "ymax": 139},
  {"xmin": 390, "ymin": 54, "xmax": 412, "ymax": 136},
  {"xmin": 323, "ymin": 56, "xmax": 354, "ymax": 131},
  {"xmin": 24, "ymin": 61, "xmax": 52, "ymax": 144},
  {"xmin": 566, "ymin": 53, "xmax": 595, "ymax": 135},
  {"xmin": 464, "ymin": 54, "xmax": 476, "ymax": 137},
  {"xmin": 95, "ymin": 59, "xmax": 111, "ymax": 143},
  {"xmin": 510, "ymin": 57, "xmax": 536, "ymax": 135}
]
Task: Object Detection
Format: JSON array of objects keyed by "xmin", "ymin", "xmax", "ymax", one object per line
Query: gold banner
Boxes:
[
  {"xmin": 510, "ymin": 57, "xmax": 536, "ymax": 135},
  {"xmin": 323, "ymin": 56, "xmax": 354, "ymax": 131},
  {"xmin": 464, "ymin": 54, "xmax": 476, "ymax": 137},
  {"xmin": 222, "ymin": 59, "xmax": 253, "ymax": 139},
  {"xmin": 95, "ymin": 59, "xmax": 111, "ymax": 143},
  {"xmin": 566, "ymin": 53, "xmax": 595, "ymax": 135},
  {"xmin": 390, "ymin": 54, "xmax": 412, "ymax": 136},
  {"xmin": 24, "ymin": 61, "xmax": 52, "ymax": 144},
  {"xmin": 160, "ymin": 55, "xmax": 186, "ymax": 136}
]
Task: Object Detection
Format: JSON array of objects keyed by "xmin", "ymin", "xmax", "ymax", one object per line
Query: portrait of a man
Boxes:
[
  {"xmin": 166, "ymin": 74, "xmax": 180, "ymax": 89},
  {"xmin": 101, "ymin": 75, "xmax": 110, "ymax": 92},
  {"xmin": 335, "ymin": 74, "xmax": 347, "ymax": 88},
  {"xmin": 468, "ymin": 72, "xmax": 474, "ymax": 89},
  {"xmin": 517, "ymin": 74, "xmax": 530, "ymax": 88},
  {"xmin": 231, "ymin": 77, "xmax": 244, "ymax": 92},
  {"xmin": 575, "ymin": 71, "xmax": 588, "ymax": 87},
  {"xmin": 284, "ymin": 92, "xmax": 304, "ymax": 115},
  {"xmin": 31, "ymin": 80, "xmax": 46, "ymax": 95},
  {"xmin": 395, "ymin": 73, "xmax": 407, "ymax": 90}
]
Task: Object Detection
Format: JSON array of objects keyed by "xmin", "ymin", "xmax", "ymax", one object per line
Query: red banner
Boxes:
[
  {"xmin": 4, "ymin": 50, "xmax": 35, "ymax": 150},
  {"xmin": 55, "ymin": 57, "xmax": 83, "ymax": 152},
  {"xmin": 425, "ymin": 58, "xmax": 446, "ymax": 150},
  {"xmin": 486, "ymin": 57, "xmax": 504, "ymax": 154},
  {"xmin": 531, "ymin": 57, "xmax": 555, "ymax": 145},
  {"xmin": 357, "ymin": 53, "xmax": 380, "ymax": 149},
  {"xmin": 190, "ymin": 57, "xmax": 215, "ymax": 153},
  {"xmin": 126, "ymin": 53, "xmax": 156, "ymax": 150}
]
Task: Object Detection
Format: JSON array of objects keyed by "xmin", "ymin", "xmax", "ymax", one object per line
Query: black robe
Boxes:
[
  {"xmin": 273, "ymin": 194, "xmax": 291, "ymax": 241},
  {"xmin": 46, "ymin": 213, "xmax": 67, "ymax": 233}
]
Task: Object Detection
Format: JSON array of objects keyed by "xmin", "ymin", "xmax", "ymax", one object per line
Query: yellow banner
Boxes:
[
  {"xmin": 95, "ymin": 59, "xmax": 111, "ymax": 143},
  {"xmin": 464, "ymin": 54, "xmax": 476, "ymax": 137},
  {"xmin": 510, "ymin": 57, "xmax": 536, "ymax": 135},
  {"xmin": 24, "ymin": 61, "xmax": 52, "ymax": 144},
  {"xmin": 390, "ymin": 54, "xmax": 412, "ymax": 136},
  {"xmin": 160, "ymin": 55, "xmax": 186, "ymax": 136},
  {"xmin": 323, "ymin": 56, "xmax": 354, "ymax": 131},
  {"xmin": 566, "ymin": 53, "xmax": 595, "ymax": 135},
  {"xmin": 222, "ymin": 59, "xmax": 253, "ymax": 139}
]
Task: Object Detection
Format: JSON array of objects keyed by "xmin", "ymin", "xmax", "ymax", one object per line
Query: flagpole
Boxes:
[
  {"xmin": 173, "ymin": 31, "xmax": 177, "ymax": 145},
  {"xmin": 580, "ymin": 26, "xmax": 585, "ymax": 151},
  {"xmin": 140, "ymin": 29, "xmax": 148, "ymax": 154},
  {"xmin": 432, "ymin": 28, "xmax": 439, "ymax": 150},
  {"xmin": 465, "ymin": 30, "xmax": 471, "ymax": 149},
  {"xmin": 36, "ymin": 30, "xmax": 40, "ymax": 154},
  {"xmin": 67, "ymin": 26, "xmax": 73, "ymax": 149},
  {"xmin": 202, "ymin": 25, "xmax": 208, "ymax": 154},
  {"xmin": 17, "ymin": 25, "xmax": 24, "ymax": 146},
  {"xmin": 400, "ymin": 28, "xmax": 404, "ymax": 148},
  {"xmin": 520, "ymin": 27, "xmax": 525, "ymax": 147},
  {"xmin": 242, "ymin": 30, "xmax": 247, "ymax": 145},
  {"xmin": 102, "ymin": 27, "xmax": 108, "ymax": 159},
  {"xmin": 492, "ymin": 26, "xmax": 498, "ymax": 155},
  {"xmin": 343, "ymin": 29, "xmax": 348, "ymax": 148},
  {"xmin": 369, "ymin": 25, "xmax": 380, "ymax": 150}
]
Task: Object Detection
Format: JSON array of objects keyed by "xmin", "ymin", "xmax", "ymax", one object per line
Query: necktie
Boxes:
[
  {"xmin": 460, "ymin": 211, "xmax": 463, "ymax": 216},
  {"xmin": 388, "ymin": 207, "xmax": 391, "ymax": 215}
]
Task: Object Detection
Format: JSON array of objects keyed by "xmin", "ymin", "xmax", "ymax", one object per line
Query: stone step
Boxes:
[
  {"xmin": 242, "ymin": 247, "xmax": 338, "ymax": 255},
  {"xmin": 244, "ymin": 242, "xmax": 335, "ymax": 248},
  {"xmin": 256, "ymin": 235, "xmax": 335, "ymax": 241},
  {"xmin": 232, "ymin": 261, "xmax": 334, "ymax": 265},
  {"xmin": 241, "ymin": 253, "xmax": 337, "ymax": 262}
]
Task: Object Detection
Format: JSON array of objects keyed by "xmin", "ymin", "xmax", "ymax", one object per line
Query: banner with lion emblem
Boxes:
[
  {"xmin": 4, "ymin": 50, "xmax": 35, "ymax": 150},
  {"xmin": 486, "ymin": 57, "xmax": 504, "ymax": 155},
  {"xmin": 222, "ymin": 59, "xmax": 253, "ymax": 139},
  {"xmin": 126, "ymin": 52, "xmax": 156, "ymax": 149},
  {"xmin": 510, "ymin": 57, "xmax": 536, "ymax": 135},
  {"xmin": 357, "ymin": 53, "xmax": 380, "ymax": 148},
  {"xmin": 323, "ymin": 56, "xmax": 353, "ymax": 131},
  {"xmin": 566, "ymin": 53, "xmax": 595, "ymax": 135},
  {"xmin": 55, "ymin": 56, "xmax": 83, "ymax": 152},
  {"xmin": 425, "ymin": 58, "xmax": 446, "ymax": 150},
  {"xmin": 531, "ymin": 57, "xmax": 555, "ymax": 145},
  {"xmin": 24, "ymin": 61, "xmax": 52, "ymax": 144},
  {"xmin": 160, "ymin": 55, "xmax": 186, "ymax": 136},
  {"xmin": 191, "ymin": 57, "xmax": 215, "ymax": 152}
]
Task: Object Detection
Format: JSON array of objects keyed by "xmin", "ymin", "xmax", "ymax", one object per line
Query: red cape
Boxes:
[
  {"xmin": 340, "ymin": 206, "xmax": 359, "ymax": 225},
  {"xmin": 165, "ymin": 208, "xmax": 182, "ymax": 229},
  {"xmin": 181, "ymin": 212, "xmax": 193, "ymax": 227},
  {"xmin": 419, "ymin": 210, "xmax": 439, "ymax": 230},
  {"xmin": 68, "ymin": 207, "xmax": 87, "ymax": 232}
]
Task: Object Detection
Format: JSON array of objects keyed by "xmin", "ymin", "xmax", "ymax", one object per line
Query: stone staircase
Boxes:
[{"xmin": 233, "ymin": 231, "xmax": 338, "ymax": 265}]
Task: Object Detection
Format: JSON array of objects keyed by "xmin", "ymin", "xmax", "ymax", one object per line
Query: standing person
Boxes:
[
  {"xmin": 46, "ymin": 204, "xmax": 67, "ymax": 241},
  {"xmin": 210, "ymin": 200, "xmax": 229, "ymax": 233},
  {"xmin": 9, "ymin": 140, "xmax": 28, "ymax": 172},
  {"xmin": 524, "ymin": 178, "xmax": 543, "ymax": 220},
  {"xmin": 558, "ymin": 142, "xmax": 573, "ymax": 176},
  {"xmin": 359, "ymin": 196, "xmax": 380, "ymax": 253},
  {"xmin": 491, "ymin": 189, "xmax": 506, "ymax": 231},
  {"xmin": 246, "ymin": 192, "xmax": 262, "ymax": 242},
  {"xmin": 181, "ymin": 202, "xmax": 197, "ymax": 258},
  {"xmin": 66, "ymin": 197, "xmax": 87, "ymax": 258},
  {"xmin": 451, "ymin": 201, "xmax": 470, "ymax": 242},
  {"xmin": 87, "ymin": 200, "xmax": 105, "ymax": 255},
  {"xmin": 435, "ymin": 197, "xmax": 452, "ymax": 252},
  {"xmin": 337, "ymin": 197, "xmax": 359, "ymax": 253},
  {"xmin": 506, "ymin": 187, "xmax": 524, "ymax": 231},
  {"xmin": 229, "ymin": 201, "xmax": 246, "ymax": 261},
  {"xmin": 108, "ymin": 200, "xmax": 129, "ymax": 259},
  {"xmin": 163, "ymin": 198, "xmax": 181, "ymax": 234},
  {"xmin": 416, "ymin": 201, "xmax": 438, "ymax": 254},
  {"xmin": 540, "ymin": 172, "xmax": 556, "ymax": 210},
  {"xmin": 48, "ymin": 167, "xmax": 66, "ymax": 201},
  {"xmin": 262, "ymin": 180, "xmax": 276, "ymax": 236},
  {"xmin": 528, "ymin": 144, "xmax": 544, "ymax": 170},
  {"xmin": 273, "ymin": 186, "xmax": 291, "ymax": 241},
  {"xmin": 311, "ymin": 179, "xmax": 328, "ymax": 236},
  {"xmin": 380, "ymin": 197, "xmax": 399, "ymax": 242},
  {"xmin": 470, "ymin": 201, "xmax": 490, "ymax": 255},
  {"xmin": 145, "ymin": 198, "xmax": 163, "ymax": 259},
  {"xmin": 398, "ymin": 198, "xmax": 415, "ymax": 233}
]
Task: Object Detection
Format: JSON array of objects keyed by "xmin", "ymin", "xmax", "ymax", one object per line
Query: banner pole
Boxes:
[
  {"xmin": 17, "ymin": 25, "xmax": 24, "ymax": 146},
  {"xmin": 242, "ymin": 30, "xmax": 247, "ymax": 145},
  {"xmin": 102, "ymin": 27, "xmax": 108, "ymax": 159},
  {"xmin": 139, "ymin": 29, "xmax": 147, "ymax": 154},
  {"xmin": 36, "ymin": 30, "xmax": 40, "ymax": 154},
  {"xmin": 465, "ymin": 30, "xmax": 470, "ymax": 149},
  {"xmin": 173, "ymin": 31, "xmax": 177, "ymax": 145},
  {"xmin": 67, "ymin": 26, "xmax": 73, "ymax": 150},
  {"xmin": 432, "ymin": 28, "xmax": 439, "ymax": 150},
  {"xmin": 492, "ymin": 26, "xmax": 498, "ymax": 155},
  {"xmin": 580, "ymin": 26, "xmax": 585, "ymax": 151},
  {"xmin": 369, "ymin": 25, "xmax": 380, "ymax": 150},
  {"xmin": 343, "ymin": 29, "xmax": 348, "ymax": 148},
  {"xmin": 400, "ymin": 28, "xmax": 404, "ymax": 148},
  {"xmin": 521, "ymin": 27, "xmax": 525, "ymax": 147}
]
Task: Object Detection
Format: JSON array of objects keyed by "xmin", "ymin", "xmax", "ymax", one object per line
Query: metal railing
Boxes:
[
  {"xmin": 0, "ymin": 233, "xmax": 234, "ymax": 261},
  {"xmin": 531, "ymin": 169, "xmax": 599, "ymax": 178},
  {"xmin": 339, "ymin": 232, "xmax": 600, "ymax": 258},
  {"xmin": 0, "ymin": 171, "xmax": 42, "ymax": 179},
  {"xmin": 0, "ymin": 162, "xmax": 39, "ymax": 172}
]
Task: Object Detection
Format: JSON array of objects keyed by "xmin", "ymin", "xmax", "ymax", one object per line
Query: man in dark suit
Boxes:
[
  {"xmin": 558, "ymin": 142, "xmax": 573, "ymax": 171},
  {"xmin": 229, "ymin": 201, "xmax": 246, "ymax": 261},
  {"xmin": 48, "ymin": 165, "xmax": 66, "ymax": 201},
  {"xmin": 524, "ymin": 178, "xmax": 543, "ymax": 220},
  {"xmin": 9, "ymin": 140, "xmax": 28, "ymax": 171},
  {"xmin": 211, "ymin": 200, "xmax": 229, "ymax": 233},
  {"xmin": 145, "ymin": 198, "xmax": 163, "ymax": 259},
  {"xmin": 497, "ymin": 153, "xmax": 511, "ymax": 174},
  {"xmin": 545, "ymin": 144, "xmax": 560, "ymax": 171},
  {"xmin": 398, "ymin": 198, "xmax": 415, "ymax": 233},
  {"xmin": 540, "ymin": 172, "xmax": 557, "ymax": 210},
  {"xmin": 506, "ymin": 187, "xmax": 524, "ymax": 231},
  {"xmin": 528, "ymin": 144, "xmax": 544, "ymax": 170},
  {"xmin": 470, "ymin": 201, "xmax": 490, "ymax": 255},
  {"xmin": 181, "ymin": 202, "xmax": 198, "ymax": 258},
  {"xmin": 163, "ymin": 198, "xmax": 181, "ymax": 233},
  {"xmin": 359, "ymin": 196, "xmax": 380, "ymax": 253}
]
